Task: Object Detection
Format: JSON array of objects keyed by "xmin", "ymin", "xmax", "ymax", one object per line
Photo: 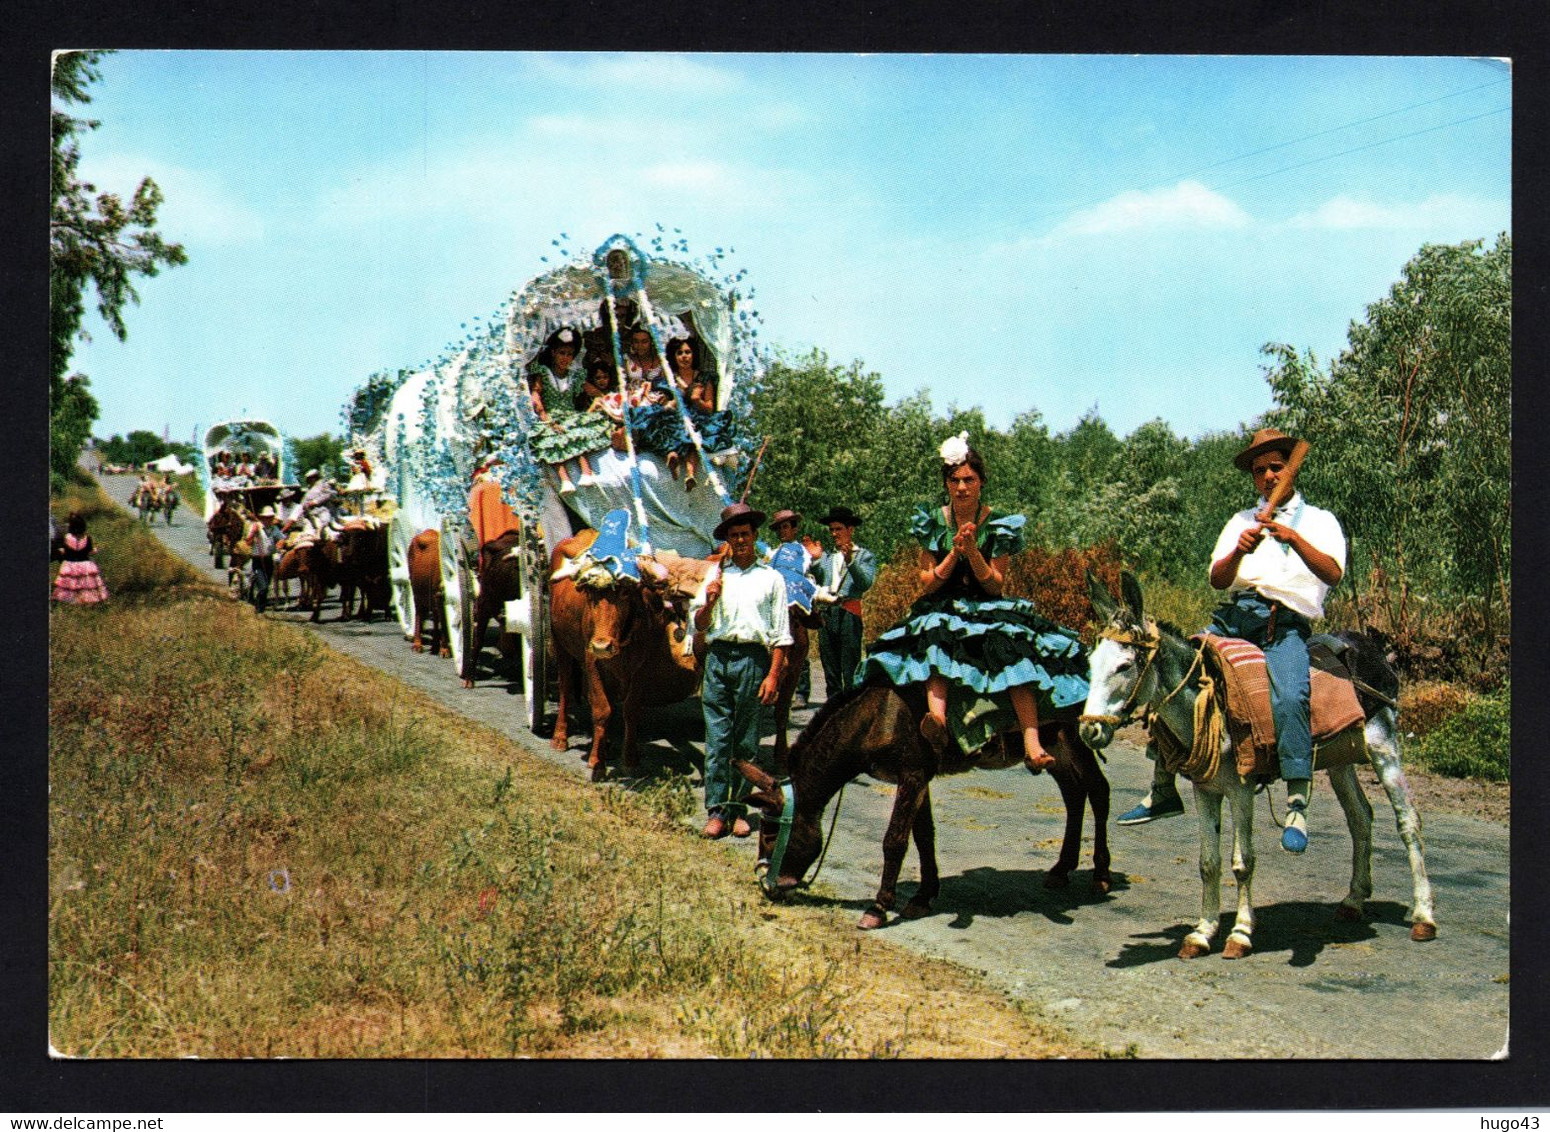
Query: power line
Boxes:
[
  {"xmin": 1211, "ymin": 105, "xmax": 1509, "ymax": 192},
  {"xmin": 1021, "ymin": 77, "xmax": 1510, "ymax": 230}
]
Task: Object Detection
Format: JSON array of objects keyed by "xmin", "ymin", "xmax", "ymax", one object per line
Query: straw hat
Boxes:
[{"xmin": 1233, "ymin": 428, "xmax": 1303, "ymax": 472}]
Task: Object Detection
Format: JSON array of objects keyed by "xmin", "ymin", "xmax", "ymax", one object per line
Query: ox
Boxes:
[
  {"xmin": 333, "ymin": 521, "xmax": 390, "ymax": 621},
  {"xmin": 408, "ymin": 529, "xmax": 448, "ymax": 655},
  {"xmin": 549, "ymin": 532, "xmax": 704, "ymax": 782}
]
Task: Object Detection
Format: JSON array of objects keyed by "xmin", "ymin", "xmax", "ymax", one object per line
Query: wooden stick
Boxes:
[
  {"xmin": 739, "ymin": 436, "xmax": 771, "ymax": 504},
  {"xmin": 1256, "ymin": 438, "xmax": 1310, "ymax": 521}
]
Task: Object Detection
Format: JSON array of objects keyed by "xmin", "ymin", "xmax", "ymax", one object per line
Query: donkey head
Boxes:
[
  {"xmin": 735, "ymin": 758, "xmax": 822, "ymax": 899},
  {"xmin": 1080, "ymin": 570, "xmax": 1154, "ymax": 750}
]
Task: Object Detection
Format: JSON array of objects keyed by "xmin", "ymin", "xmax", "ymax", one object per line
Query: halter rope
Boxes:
[{"xmin": 1080, "ymin": 621, "xmax": 1226, "ymax": 782}]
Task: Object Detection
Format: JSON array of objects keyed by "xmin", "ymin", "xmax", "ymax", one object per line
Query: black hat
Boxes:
[
  {"xmin": 817, "ymin": 505, "xmax": 863, "ymax": 528},
  {"xmin": 713, "ymin": 502, "xmax": 766, "ymax": 540}
]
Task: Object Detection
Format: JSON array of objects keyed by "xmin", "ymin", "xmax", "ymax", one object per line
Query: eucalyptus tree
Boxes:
[{"xmin": 50, "ymin": 50, "xmax": 186, "ymax": 481}]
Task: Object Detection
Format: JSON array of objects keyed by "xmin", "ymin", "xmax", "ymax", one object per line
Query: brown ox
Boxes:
[
  {"xmin": 333, "ymin": 522, "xmax": 390, "ymax": 621},
  {"xmin": 460, "ymin": 529, "xmax": 522, "ymax": 688},
  {"xmin": 408, "ymin": 529, "xmax": 447, "ymax": 655},
  {"xmin": 550, "ymin": 532, "xmax": 704, "ymax": 782}
]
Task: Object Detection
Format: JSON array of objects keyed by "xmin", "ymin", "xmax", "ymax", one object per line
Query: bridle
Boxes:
[{"xmin": 1078, "ymin": 620, "xmax": 1163, "ymax": 730}]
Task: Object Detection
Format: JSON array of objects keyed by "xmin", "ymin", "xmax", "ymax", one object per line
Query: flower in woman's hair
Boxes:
[{"xmin": 939, "ymin": 431, "xmax": 970, "ymax": 466}]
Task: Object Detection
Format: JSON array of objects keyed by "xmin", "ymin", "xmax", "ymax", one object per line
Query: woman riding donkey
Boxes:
[
  {"xmin": 861, "ymin": 432, "xmax": 1089, "ymax": 774},
  {"xmin": 1118, "ymin": 427, "xmax": 1345, "ymax": 854}
]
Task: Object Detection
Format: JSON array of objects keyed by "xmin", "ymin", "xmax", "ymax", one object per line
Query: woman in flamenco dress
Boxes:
[{"xmin": 860, "ymin": 433, "xmax": 1088, "ymax": 771}]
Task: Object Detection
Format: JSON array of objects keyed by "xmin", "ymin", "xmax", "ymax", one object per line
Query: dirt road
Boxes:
[{"xmin": 119, "ymin": 476, "xmax": 1510, "ymax": 1059}]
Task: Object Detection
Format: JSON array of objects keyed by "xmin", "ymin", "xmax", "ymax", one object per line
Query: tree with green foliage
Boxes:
[
  {"xmin": 98, "ymin": 429, "xmax": 172, "ymax": 468},
  {"xmin": 290, "ymin": 434, "xmax": 347, "ymax": 482},
  {"xmin": 1262, "ymin": 235, "xmax": 1511, "ymax": 648},
  {"xmin": 51, "ymin": 51, "xmax": 186, "ymax": 483}
]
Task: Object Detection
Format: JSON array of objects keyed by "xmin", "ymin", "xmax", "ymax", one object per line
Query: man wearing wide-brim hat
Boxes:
[
  {"xmin": 811, "ymin": 504, "xmax": 878, "ymax": 700},
  {"xmin": 767, "ymin": 508, "xmax": 818, "ymax": 706},
  {"xmin": 691, "ymin": 503, "xmax": 792, "ymax": 840},
  {"xmin": 1120, "ymin": 427, "xmax": 1346, "ymax": 855}
]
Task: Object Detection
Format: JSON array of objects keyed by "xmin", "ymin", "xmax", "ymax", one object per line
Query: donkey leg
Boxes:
[
  {"xmin": 900, "ymin": 788, "xmax": 940, "ymax": 919},
  {"xmin": 860, "ymin": 777, "xmax": 928, "ymax": 930},
  {"xmin": 1082, "ymin": 731, "xmax": 1113, "ymax": 894},
  {"xmin": 1222, "ymin": 782, "xmax": 1257, "ymax": 959},
  {"xmin": 1043, "ymin": 741, "xmax": 1087, "ymax": 890},
  {"xmin": 1181, "ymin": 787, "xmax": 1223, "ymax": 959},
  {"xmin": 1327, "ymin": 764, "xmax": 1375, "ymax": 921},
  {"xmin": 1365, "ymin": 709, "xmax": 1437, "ymax": 939}
]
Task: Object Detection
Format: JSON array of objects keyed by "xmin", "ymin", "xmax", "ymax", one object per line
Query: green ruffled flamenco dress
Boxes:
[
  {"xmin": 860, "ymin": 506, "xmax": 1089, "ymax": 754},
  {"xmin": 527, "ymin": 362, "xmax": 615, "ymax": 467}
]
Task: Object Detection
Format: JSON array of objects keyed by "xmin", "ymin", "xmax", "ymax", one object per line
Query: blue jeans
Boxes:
[
  {"xmin": 1206, "ymin": 592, "xmax": 1312, "ymax": 781},
  {"xmin": 701, "ymin": 642, "xmax": 770, "ymax": 817},
  {"xmin": 818, "ymin": 606, "xmax": 864, "ymax": 698}
]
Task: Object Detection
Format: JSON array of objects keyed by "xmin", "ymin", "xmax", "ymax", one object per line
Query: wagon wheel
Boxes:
[
  {"xmin": 387, "ymin": 510, "xmax": 416, "ymax": 640},
  {"xmin": 517, "ymin": 526, "xmax": 550, "ymax": 736},
  {"xmin": 440, "ymin": 514, "xmax": 478, "ymax": 678}
]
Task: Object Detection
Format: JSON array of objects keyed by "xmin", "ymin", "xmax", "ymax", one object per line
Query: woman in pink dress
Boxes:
[{"xmin": 52, "ymin": 513, "xmax": 109, "ymax": 604}]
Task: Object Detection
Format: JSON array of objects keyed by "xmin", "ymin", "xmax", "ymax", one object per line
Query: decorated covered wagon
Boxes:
[{"xmin": 354, "ymin": 233, "xmax": 764, "ymax": 734}]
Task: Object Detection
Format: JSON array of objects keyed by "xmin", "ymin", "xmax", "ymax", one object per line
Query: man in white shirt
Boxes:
[
  {"xmin": 691, "ymin": 503, "xmax": 792, "ymax": 840},
  {"xmin": 1120, "ymin": 428, "xmax": 1345, "ymax": 854}
]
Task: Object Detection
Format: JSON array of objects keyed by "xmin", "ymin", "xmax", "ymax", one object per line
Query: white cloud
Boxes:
[
  {"xmin": 77, "ymin": 153, "xmax": 265, "ymax": 246},
  {"xmin": 1044, "ymin": 180, "xmax": 1252, "ymax": 240},
  {"xmin": 1283, "ymin": 193, "xmax": 1508, "ymax": 232},
  {"xmin": 526, "ymin": 53, "xmax": 741, "ymax": 95}
]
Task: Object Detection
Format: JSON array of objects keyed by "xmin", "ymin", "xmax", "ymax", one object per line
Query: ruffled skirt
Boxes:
[
  {"xmin": 861, "ymin": 595, "xmax": 1088, "ymax": 753},
  {"xmin": 53, "ymin": 560, "xmax": 109, "ymax": 604},
  {"xmin": 529, "ymin": 408, "xmax": 616, "ymax": 465},
  {"xmin": 632, "ymin": 404, "xmax": 736, "ymax": 458}
]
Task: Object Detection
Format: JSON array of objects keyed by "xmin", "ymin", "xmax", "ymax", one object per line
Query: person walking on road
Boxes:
[
  {"xmin": 811, "ymin": 504, "xmax": 877, "ymax": 700},
  {"xmin": 691, "ymin": 503, "xmax": 791, "ymax": 841}
]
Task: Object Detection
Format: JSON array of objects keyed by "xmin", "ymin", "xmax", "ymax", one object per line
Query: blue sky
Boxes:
[{"xmin": 65, "ymin": 51, "xmax": 1511, "ymax": 448}]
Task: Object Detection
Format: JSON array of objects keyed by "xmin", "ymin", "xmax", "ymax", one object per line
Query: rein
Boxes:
[
  {"xmin": 1080, "ymin": 621, "xmax": 1226, "ymax": 782},
  {"xmin": 758, "ymin": 779, "xmax": 847, "ymax": 899},
  {"xmin": 1078, "ymin": 621, "xmax": 1162, "ymax": 729}
]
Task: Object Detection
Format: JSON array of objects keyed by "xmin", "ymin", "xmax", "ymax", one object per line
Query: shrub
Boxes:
[
  {"xmin": 862, "ymin": 540, "xmax": 1129, "ymax": 645},
  {"xmin": 1411, "ymin": 682, "xmax": 1510, "ymax": 781}
]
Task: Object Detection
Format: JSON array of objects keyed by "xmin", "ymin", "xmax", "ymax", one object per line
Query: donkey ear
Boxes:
[
  {"xmin": 1086, "ymin": 570, "xmax": 1120, "ymax": 620},
  {"xmin": 735, "ymin": 759, "xmax": 778, "ymax": 793},
  {"xmin": 1120, "ymin": 571, "xmax": 1144, "ymax": 620}
]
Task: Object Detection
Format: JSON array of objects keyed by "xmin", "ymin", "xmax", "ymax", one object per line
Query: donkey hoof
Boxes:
[
  {"xmin": 857, "ymin": 908, "xmax": 887, "ymax": 931},
  {"xmin": 1178, "ymin": 939, "xmax": 1210, "ymax": 960},
  {"xmin": 1222, "ymin": 937, "xmax": 1252, "ymax": 960},
  {"xmin": 1411, "ymin": 921, "xmax": 1438, "ymax": 942},
  {"xmin": 1335, "ymin": 903, "xmax": 1363, "ymax": 922},
  {"xmin": 461, "ymin": 679, "xmax": 475, "ymax": 689},
  {"xmin": 1091, "ymin": 873, "xmax": 1113, "ymax": 895},
  {"xmin": 1043, "ymin": 869, "xmax": 1071, "ymax": 890},
  {"xmin": 899, "ymin": 898, "xmax": 933, "ymax": 920}
]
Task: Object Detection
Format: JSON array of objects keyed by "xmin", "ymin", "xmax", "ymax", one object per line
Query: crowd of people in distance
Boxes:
[{"xmin": 208, "ymin": 448, "xmax": 281, "ymax": 489}]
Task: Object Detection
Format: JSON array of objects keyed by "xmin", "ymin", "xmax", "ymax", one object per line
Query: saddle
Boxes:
[{"xmin": 1190, "ymin": 635, "xmax": 1368, "ymax": 780}]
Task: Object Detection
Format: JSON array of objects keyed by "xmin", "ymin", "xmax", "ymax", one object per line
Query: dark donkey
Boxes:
[{"xmin": 737, "ymin": 681, "xmax": 1111, "ymax": 930}]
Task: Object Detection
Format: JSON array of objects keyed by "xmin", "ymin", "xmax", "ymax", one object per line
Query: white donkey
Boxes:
[{"xmin": 1078, "ymin": 572, "xmax": 1437, "ymax": 959}]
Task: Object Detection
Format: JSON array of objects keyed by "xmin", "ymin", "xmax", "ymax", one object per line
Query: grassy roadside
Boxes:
[{"xmin": 49, "ymin": 480, "xmax": 1094, "ymax": 1059}]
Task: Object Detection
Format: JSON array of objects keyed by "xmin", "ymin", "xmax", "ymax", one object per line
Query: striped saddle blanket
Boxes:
[{"xmin": 1192, "ymin": 635, "xmax": 1368, "ymax": 778}]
